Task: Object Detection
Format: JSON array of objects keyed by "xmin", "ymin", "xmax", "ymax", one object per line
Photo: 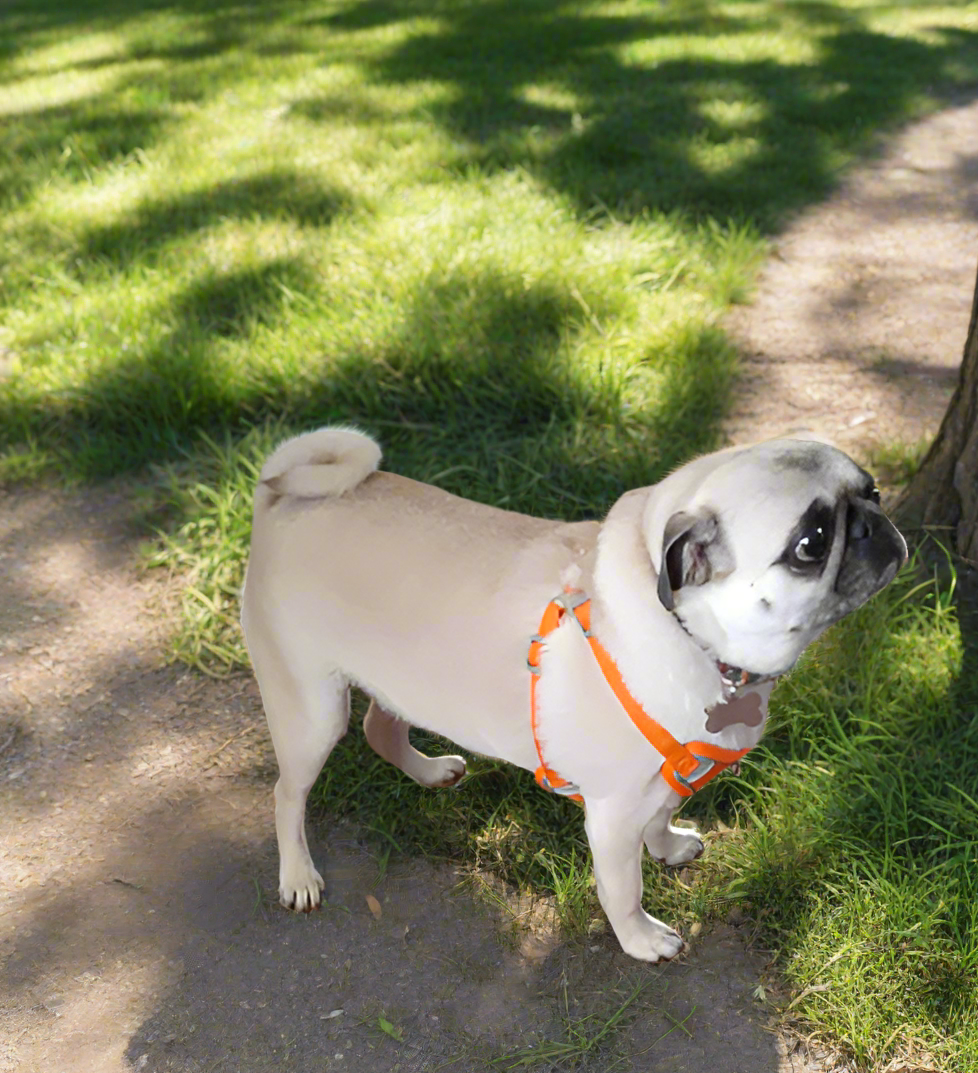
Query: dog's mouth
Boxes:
[{"xmin": 674, "ymin": 612, "xmax": 793, "ymax": 684}]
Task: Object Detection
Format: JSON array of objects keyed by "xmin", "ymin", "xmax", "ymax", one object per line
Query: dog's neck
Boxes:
[
  {"xmin": 593, "ymin": 491, "xmax": 775, "ymax": 711},
  {"xmin": 593, "ymin": 493, "xmax": 726, "ymax": 718}
]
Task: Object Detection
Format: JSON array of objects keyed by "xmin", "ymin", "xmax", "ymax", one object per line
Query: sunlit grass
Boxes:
[{"xmin": 4, "ymin": 0, "xmax": 978, "ymax": 489}]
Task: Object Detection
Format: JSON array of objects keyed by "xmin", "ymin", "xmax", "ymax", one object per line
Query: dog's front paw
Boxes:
[
  {"xmin": 615, "ymin": 911, "xmax": 685, "ymax": 963},
  {"xmin": 279, "ymin": 860, "xmax": 325, "ymax": 912},
  {"xmin": 647, "ymin": 825, "xmax": 705, "ymax": 867}
]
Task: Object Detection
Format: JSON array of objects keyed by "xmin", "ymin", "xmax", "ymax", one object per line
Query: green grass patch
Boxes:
[
  {"xmin": 709, "ymin": 564, "xmax": 978, "ymax": 1070},
  {"xmin": 866, "ymin": 437, "xmax": 932, "ymax": 490},
  {"xmin": 4, "ymin": 0, "xmax": 978, "ymax": 1068},
  {"xmin": 3, "ymin": 0, "xmax": 978, "ymax": 484}
]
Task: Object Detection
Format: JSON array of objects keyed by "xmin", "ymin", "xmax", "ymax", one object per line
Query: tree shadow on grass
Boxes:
[
  {"xmin": 0, "ymin": 0, "xmax": 300, "ymax": 47},
  {"xmin": 1, "ymin": 256, "xmax": 735, "ymax": 513},
  {"xmin": 80, "ymin": 170, "xmax": 359, "ymax": 271},
  {"xmin": 0, "ymin": 100, "xmax": 172, "ymax": 206},
  {"xmin": 0, "ymin": 0, "xmax": 317, "ymax": 144},
  {"xmin": 316, "ymin": 0, "xmax": 978, "ymax": 229},
  {"xmin": 7, "ymin": 0, "xmax": 977, "ymax": 231},
  {"xmin": 5, "ymin": 0, "xmax": 978, "ymax": 225},
  {"xmin": 9, "ymin": 0, "xmax": 974, "ymax": 505},
  {"xmin": 2, "ymin": 259, "xmax": 320, "ymax": 475},
  {"xmin": 0, "ymin": 0, "xmax": 316, "ymax": 88},
  {"xmin": 301, "ymin": 287, "xmax": 733, "ymax": 516}
]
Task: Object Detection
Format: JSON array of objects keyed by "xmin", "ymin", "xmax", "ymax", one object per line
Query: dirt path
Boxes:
[
  {"xmin": 725, "ymin": 94, "xmax": 978, "ymax": 464},
  {"xmin": 2, "ymin": 97, "xmax": 977, "ymax": 1073}
]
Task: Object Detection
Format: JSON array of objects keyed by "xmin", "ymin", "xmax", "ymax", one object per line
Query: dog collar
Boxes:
[{"xmin": 526, "ymin": 589, "xmax": 752, "ymax": 803}]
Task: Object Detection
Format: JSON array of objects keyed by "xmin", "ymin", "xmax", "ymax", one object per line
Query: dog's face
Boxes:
[{"xmin": 650, "ymin": 439, "xmax": 907, "ymax": 677}]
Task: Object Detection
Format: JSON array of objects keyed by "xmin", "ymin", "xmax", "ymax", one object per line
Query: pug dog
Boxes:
[{"xmin": 240, "ymin": 427, "xmax": 906, "ymax": 962}]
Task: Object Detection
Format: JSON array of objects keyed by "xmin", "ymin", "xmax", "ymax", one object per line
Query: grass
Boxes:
[
  {"xmin": 866, "ymin": 437, "xmax": 933, "ymax": 490},
  {"xmin": 4, "ymin": 0, "xmax": 978, "ymax": 484},
  {"xmin": 490, "ymin": 978, "xmax": 689, "ymax": 1069},
  {"xmin": 3, "ymin": 0, "xmax": 978, "ymax": 1069}
]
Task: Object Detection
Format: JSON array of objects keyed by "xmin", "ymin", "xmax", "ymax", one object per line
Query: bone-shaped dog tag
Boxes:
[{"xmin": 705, "ymin": 690, "xmax": 764, "ymax": 733}]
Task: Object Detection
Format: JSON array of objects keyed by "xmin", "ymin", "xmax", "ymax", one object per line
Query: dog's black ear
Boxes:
[{"xmin": 657, "ymin": 510, "xmax": 727, "ymax": 611}]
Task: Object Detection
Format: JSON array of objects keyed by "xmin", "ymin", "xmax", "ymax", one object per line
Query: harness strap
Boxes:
[
  {"xmin": 528, "ymin": 596, "xmax": 584, "ymax": 802},
  {"xmin": 527, "ymin": 591, "xmax": 751, "ymax": 802}
]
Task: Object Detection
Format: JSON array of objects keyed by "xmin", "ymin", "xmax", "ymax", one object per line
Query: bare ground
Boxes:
[
  {"xmin": 725, "ymin": 94, "xmax": 978, "ymax": 464},
  {"xmin": 2, "ymin": 96, "xmax": 977, "ymax": 1073}
]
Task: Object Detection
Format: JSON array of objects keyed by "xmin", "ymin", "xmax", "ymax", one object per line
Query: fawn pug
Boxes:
[{"xmin": 241, "ymin": 428, "xmax": 906, "ymax": 961}]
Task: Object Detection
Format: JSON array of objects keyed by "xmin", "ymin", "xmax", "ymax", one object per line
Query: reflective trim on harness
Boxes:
[{"xmin": 528, "ymin": 590, "xmax": 751, "ymax": 804}]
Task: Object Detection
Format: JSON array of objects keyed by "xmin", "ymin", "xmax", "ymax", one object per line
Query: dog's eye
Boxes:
[
  {"xmin": 781, "ymin": 499, "xmax": 835, "ymax": 573},
  {"xmin": 862, "ymin": 477, "xmax": 881, "ymax": 504},
  {"xmin": 793, "ymin": 525, "xmax": 829, "ymax": 564}
]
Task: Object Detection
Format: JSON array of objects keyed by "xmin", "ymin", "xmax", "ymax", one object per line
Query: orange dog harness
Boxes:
[{"xmin": 527, "ymin": 590, "xmax": 752, "ymax": 804}]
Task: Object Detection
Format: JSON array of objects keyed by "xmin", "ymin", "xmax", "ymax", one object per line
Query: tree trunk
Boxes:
[{"xmin": 894, "ymin": 259, "xmax": 978, "ymax": 564}]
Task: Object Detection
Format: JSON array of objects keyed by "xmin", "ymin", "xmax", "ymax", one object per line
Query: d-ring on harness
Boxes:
[{"xmin": 527, "ymin": 590, "xmax": 752, "ymax": 804}]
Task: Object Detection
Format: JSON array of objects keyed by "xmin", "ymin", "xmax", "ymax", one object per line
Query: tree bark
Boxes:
[{"xmin": 894, "ymin": 259, "xmax": 978, "ymax": 564}]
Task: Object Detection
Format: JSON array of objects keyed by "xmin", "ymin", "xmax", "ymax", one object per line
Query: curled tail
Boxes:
[{"xmin": 259, "ymin": 426, "xmax": 382, "ymax": 499}]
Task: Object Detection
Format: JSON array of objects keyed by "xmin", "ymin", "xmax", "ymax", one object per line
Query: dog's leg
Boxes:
[
  {"xmin": 363, "ymin": 700, "xmax": 465, "ymax": 788},
  {"xmin": 269, "ymin": 670, "xmax": 348, "ymax": 911},
  {"xmin": 247, "ymin": 621, "xmax": 349, "ymax": 911},
  {"xmin": 644, "ymin": 806, "xmax": 705, "ymax": 866},
  {"xmin": 584, "ymin": 796, "xmax": 685, "ymax": 962}
]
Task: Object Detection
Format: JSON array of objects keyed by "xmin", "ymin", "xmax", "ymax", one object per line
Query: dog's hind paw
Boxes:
[{"xmin": 427, "ymin": 755, "xmax": 466, "ymax": 788}]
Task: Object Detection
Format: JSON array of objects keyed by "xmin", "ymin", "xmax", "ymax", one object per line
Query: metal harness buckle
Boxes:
[
  {"xmin": 539, "ymin": 773, "xmax": 583, "ymax": 797},
  {"xmin": 552, "ymin": 590, "xmax": 592, "ymax": 636},
  {"xmin": 672, "ymin": 754, "xmax": 717, "ymax": 792},
  {"xmin": 526, "ymin": 633, "xmax": 544, "ymax": 674}
]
